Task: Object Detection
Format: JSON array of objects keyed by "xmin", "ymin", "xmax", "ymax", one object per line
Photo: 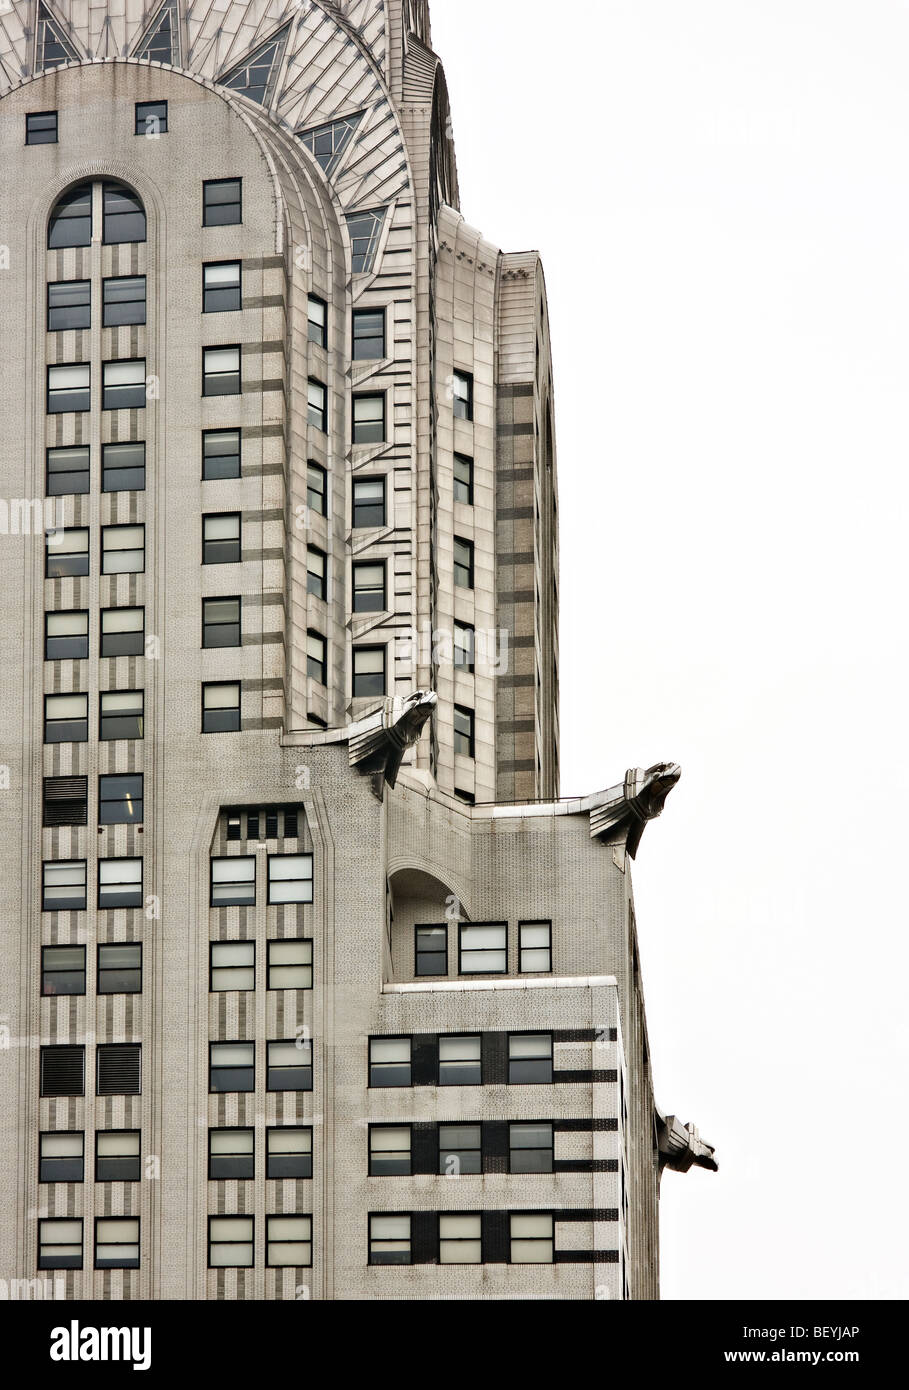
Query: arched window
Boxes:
[
  {"xmin": 47, "ymin": 182, "xmax": 92, "ymax": 249},
  {"xmin": 47, "ymin": 180, "xmax": 147, "ymax": 250},
  {"xmin": 102, "ymin": 182, "xmax": 146, "ymax": 244}
]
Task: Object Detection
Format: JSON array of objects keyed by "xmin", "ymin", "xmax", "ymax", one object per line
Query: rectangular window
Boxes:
[
  {"xmin": 47, "ymin": 527, "xmax": 89, "ymax": 578},
  {"xmin": 353, "ymin": 646, "xmax": 385, "ymax": 698},
  {"xmin": 519, "ymin": 921, "xmax": 552, "ymax": 973},
  {"xmin": 39, "ymin": 1132, "xmax": 84, "ymax": 1183},
  {"xmin": 203, "ymin": 178, "xmax": 242, "ymax": 227},
  {"xmin": 96, "ymin": 1044, "xmax": 141, "ymax": 1096},
  {"xmin": 307, "ymin": 546, "xmax": 327, "ymax": 599},
  {"xmin": 439, "ymin": 1213, "xmax": 482, "ymax": 1264},
  {"xmin": 209, "ymin": 1042, "xmax": 255, "ymax": 1093},
  {"xmin": 210, "ymin": 856, "xmax": 255, "ymax": 906},
  {"xmin": 438, "ymin": 1124, "xmax": 482, "ymax": 1176},
  {"xmin": 415, "ymin": 924, "xmax": 447, "ymax": 977},
  {"xmin": 102, "ymin": 276, "xmax": 146, "ymax": 327},
  {"xmin": 39, "ymin": 1219, "xmax": 82, "ymax": 1270},
  {"xmin": 99, "ymin": 690, "xmax": 144, "ymax": 740},
  {"xmin": 267, "ymin": 1039, "xmax": 312, "ymax": 1092},
  {"xmin": 98, "ymin": 857, "xmax": 143, "ymax": 909},
  {"xmin": 307, "ymin": 461, "xmax": 326, "ymax": 514},
  {"xmin": 40, "ymin": 1045, "xmax": 85, "ymax": 1097},
  {"xmin": 208, "ymin": 1216, "xmax": 253, "ymax": 1269},
  {"xmin": 101, "ymin": 607, "xmax": 144, "ymax": 657},
  {"xmin": 27, "ymin": 110, "xmax": 57, "ymax": 144},
  {"xmin": 453, "ymin": 622, "xmax": 475, "ymax": 672},
  {"xmin": 44, "ymin": 693, "xmax": 88, "ymax": 744},
  {"xmin": 307, "ymin": 378, "xmax": 327, "ymax": 431},
  {"xmin": 509, "ymin": 1122, "xmax": 554, "ymax": 1174},
  {"xmin": 49, "ymin": 184, "xmax": 91, "ymax": 248},
  {"xmin": 369, "ymin": 1126, "xmax": 411, "ymax": 1176},
  {"xmin": 42, "ymin": 859, "xmax": 87, "ymax": 911},
  {"xmin": 203, "ymin": 346, "xmax": 240, "ymax": 396},
  {"xmin": 265, "ymin": 811, "xmax": 278, "ymax": 839},
  {"xmin": 47, "ymin": 280, "xmax": 90, "ymax": 331},
  {"xmin": 102, "ymin": 359, "xmax": 147, "ymax": 410},
  {"xmin": 210, "ymin": 942, "xmax": 255, "ymax": 991},
  {"xmin": 306, "ymin": 631, "xmax": 326, "ymax": 684},
  {"xmin": 98, "ymin": 773, "xmax": 144, "ymax": 825},
  {"xmin": 267, "ymin": 854, "xmax": 313, "ymax": 904},
  {"xmin": 267, "ymin": 1215, "xmax": 312, "ymax": 1268},
  {"xmin": 41, "ymin": 945, "xmax": 86, "ymax": 997},
  {"xmin": 47, "ymin": 363, "xmax": 90, "ymax": 413},
  {"xmin": 102, "ymin": 441, "xmax": 145, "ymax": 491},
  {"xmin": 95, "ymin": 1130, "xmax": 141, "ymax": 1181},
  {"xmin": 510, "ymin": 1213, "xmax": 554, "ymax": 1264},
  {"xmin": 135, "ymin": 100, "xmax": 167, "ymax": 135},
  {"xmin": 203, "ymin": 261, "xmax": 241, "ymax": 313},
  {"xmin": 453, "ymin": 705, "xmax": 475, "ymax": 759},
  {"xmin": 101, "ymin": 523, "xmax": 145, "ymax": 574},
  {"xmin": 43, "ymin": 776, "xmax": 88, "ymax": 827},
  {"xmin": 307, "ymin": 295, "xmax": 327, "ymax": 347},
  {"xmin": 46, "ymin": 445, "xmax": 90, "ymax": 496},
  {"xmin": 102, "ymin": 182, "xmax": 146, "ymax": 244},
  {"xmin": 267, "ymin": 939, "xmax": 313, "ymax": 991},
  {"xmin": 202, "ymin": 681, "xmax": 241, "ymax": 733},
  {"xmin": 453, "ymin": 370, "xmax": 474, "ymax": 420},
  {"xmin": 352, "ymin": 308, "xmax": 385, "ymax": 360},
  {"xmin": 352, "ymin": 477, "xmax": 385, "ymax": 528},
  {"xmin": 459, "ymin": 922, "xmax": 506, "ymax": 975},
  {"xmin": 454, "ymin": 537, "xmax": 474, "ymax": 589},
  {"xmin": 97, "ymin": 943, "xmax": 142, "ymax": 995},
  {"xmin": 203, "ymin": 596, "xmax": 241, "ymax": 648},
  {"xmin": 353, "ymin": 561, "xmax": 385, "ymax": 614},
  {"xmin": 284, "ymin": 811, "xmax": 299, "ymax": 838},
  {"xmin": 203, "ymin": 512, "xmax": 240, "ymax": 564},
  {"xmin": 369, "ymin": 1214, "xmax": 410, "ymax": 1265},
  {"xmin": 203, "ymin": 428, "xmax": 241, "ymax": 480},
  {"xmin": 45, "ymin": 609, "xmax": 88, "ymax": 661},
  {"xmin": 267, "ymin": 1127, "xmax": 312, "ymax": 1179},
  {"xmin": 369, "ymin": 1037, "xmax": 411, "ymax": 1087},
  {"xmin": 438, "ymin": 1035, "xmax": 482, "ymax": 1086},
  {"xmin": 508, "ymin": 1033, "xmax": 553, "ymax": 1084},
  {"xmin": 454, "ymin": 452, "xmax": 474, "ymax": 505},
  {"xmin": 352, "ymin": 393, "xmax": 385, "ymax": 444},
  {"xmin": 209, "ymin": 1128, "xmax": 254, "ymax": 1180}
]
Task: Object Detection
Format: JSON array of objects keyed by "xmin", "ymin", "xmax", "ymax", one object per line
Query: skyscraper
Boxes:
[{"xmin": 0, "ymin": 0, "xmax": 715, "ymax": 1300}]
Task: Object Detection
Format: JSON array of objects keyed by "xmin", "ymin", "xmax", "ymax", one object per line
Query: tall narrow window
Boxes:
[
  {"xmin": 48, "ymin": 183, "xmax": 92, "ymax": 248},
  {"xmin": 202, "ymin": 682, "xmax": 241, "ymax": 733},
  {"xmin": 415, "ymin": 925, "xmax": 447, "ymax": 976},
  {"xmin": 103, "ymin": 276, "xmax": 146, "ymax": 326},
  {"xmin": 352, "ymin": 308, "xmax": 385, "ymax": 360},
  {"xmin": 352, "ymin": 477, "xmax": 385, "ymax": 528},
  {"xmin": 452, "ymin": 370, "xmax": 473, "ymax": 420},
  {"xmin": 519, "ymin": 921, "xmax": 552, "ymax": 973},
  {"xmin": 203, "ymin": 429, "xmax": 241, "ymax": 480},
  {"xmin": 453, "ymin": 622, "xmax": 475, "ymax": 672},
  {"xmin": 308, "ymin": 378, "xmax": 327, "ymax": 431},
  {"xmin": 102, "ymin": 442, "xmax": 145, "ymax": 491},
  {"xmin": 102, "ymin": 182, "xmax": 146, "ymax": 244},
  {"xmin": 307, "ymin": 462, "xmax": 326, "ymax": 515},
  {"xmin": 453, "ymin": 705, "xmax": 475, "ymax": 759},
  {"xmin": 203, "ymin": 262, "xmax": 241, "ymax": 313},
  {"xmin": 307, "ymin": 295, "xmax": 327, "ymax": 347},
  {"xmin": 203, "ymin": 346, "xmax": 240, "ymax": 396},
  {"xmin": 46, "ymin": 445, "xmax": 90, "ymax": 495},
  {"xmin": 203, "ymin": 179, "xmax": 242, "ymax": 227},
  {"xmin": 453, "ymin": 537, "xmax": 474, "ymax": 589},
  {"xmin": 353, "ymin": 561, "xmax": 385, "ymax": 613},
  {"xmin": 454, "ymin": 453, "xmax": 474, "ymax": 505},
  {"xmin": 353, "ymin": 646, "xmax": 385, "ymax": 698},
  {"xmin": 47, "ymin": 364, "xmax": 89, "ymax": 413},
  {"xmin": 306, "ymin": 630, "xmax": 326, "ymax": 684},
  {"xmin": 307, "ymin": 547, "xmax": 327, "ymax": 600},
  {"xmin": 352, "ymin": 393, "xmax": 385, "ymax": 445},
  {"xmin": 48, "ymin": 280, "xmax": 90, "ymax": 331}
]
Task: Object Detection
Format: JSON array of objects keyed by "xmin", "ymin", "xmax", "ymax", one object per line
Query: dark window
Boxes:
[
  {"xmin": 353, "ymin": 561, "xmax": 385, "ymax": 614},
  {"xmin": 265, "ymin": 811, "xmax": 279, "ymax": 839},
  {"xmin": 454, "ymin": 452, "xmax": 474, "ymax": 505},
  {"xmin": 209, "ymin": 1129, "xmax": 254, "ymax": 1180},
  {"xmin": 307, "ymin": 295, "xmax": 327, "ymax": 347},
  {"xmin": 209, "ymin": 1043, "xmax": 254, "ymax": 1093},
  {"xmin": 39, "ymin": 1132, "xmax": 84, "ymax": 1183},
  {"xmin": 47, "ymin": 363, "xmax": 89, "ymax": 412},
  {"xmin": 99, "ymin": 690, "xmax": 144, "ymax": 740},
  {"xmin": 284, "ymin": 811, "xmax": 299, "ymax": 838},
  {"xmin": 454, "ymin": 537, "xmax": 474, "ymax": 589},
  {"xmin": 266, "ymin": 1215, "xmax": 312, "ymax": 1269},
  {"xmin": 210, "ymin": 942, "xmax": 255, "ymax": 991},
  {"xmin": 453, "ymin": 370, "xmax": 473, "ymax": 420},
  {"xmin": 48, "ymin": 280, "xmax": 90, "ymax": 331},
  {"xmin": 40, "ymin": 1045, "xmax": 85, "ymax": 1097},
  {"xmin": 353, "ymin": 646, "xmax": 385, "ymax": 698},
  {"xmin": 203, "ymin": 512, "xmax": 240, "ymax": 563},
  {"xmin": 203, "ymin": 346, "xmax": 240, "ymax": 396},
  {"xmin": 510, "ymin": 1213, "xmax": 554, "ymax": 1264},
  {"xmin": 42, "ymin": 859, "xmax": 87, "ymax": 910},
  {"xmin": 41, "ymin": 945, "xmax": 86, "ymax": 996},
  {"xmin": 369, "ymin": 1037, "xmax": 411, "ymax": 1087},
  {"xmin": 306, "ymin": 630, "xmax": 326, "ymax": 684},
  {"xmin": 103, "ymin": 182, "xmax": 146, "ymax": 244},
  {"xmin": 352, "ymin": 477, "xmax": 385, "ymax": 528},
  {"xmin": 43, "ymin": 776, "xmax": 88, "ymax": 827},
  {"xmin": 459, "ymin": 921, "xmax": 506, "ymax": 974},
  {"xmin": 95, "ymin": 1131, "xmax": 141, "ymax": 1181},
  {"xmin": 203, "ymin": 178, "xmax": 242, "ymax": 226},
  {"xmin": 97, "ymin": 858, "xmax": 143, "ymax": 910},
  {"xmin": 96, "ymin": 1044, "xmax": 141, "ymax": 1096},
  {"xmin": 352, "ymin": 308, "xmax": 385, "ymax": 360},
  {"xmin": 203, "ymin": 261, "xmax": 241, "ymax": 313},
  {"xmin": 300, "ymin": 113, "xmax": 363, "ymax": 173},
  {"xmin": 266, "ymin": 1127, "xmax": 312, "ymax": 1179},
  {"xmin": 267, "ymin": 1039, "xmax": 312, "ymax": 1091},
  {"xmin": 45, "ymin": 609, "xmax": 88, "ymax": 660},
  {"xmin": 453, "ymin": 622, "xmax": 475, "ymax": 672},
  {"xmin": 454, "ymin": 705, "xmax": 475, "ymax": 759},
  {"xmin": 307, "ymin": 461, "xmax": 326, "ymax": 514},
  {"xmin": 102, "ymin": 359, "xmax": 147, "ymax": 409},
  {"xmin": 102, "ymin": 441, "xmax": 145, "ymax": 491},
  {"xmin": 247, "ymin": 813, "xmax": 260, "ymax": 839},
  {"xmin": 44, "ymin": 693, "xmax": 88, "ymax": 744},
  {"xmin": 369, "ymin": 1126, "xmax": 411, "ymax": 1176},
  {"xmin": 369, "ymin": 1214, "xmax": 410, "ymax": 1265},
  {"xmin": 48, "ymin": 183, "xmax": 92, "ymax": 249},
  {"xmin": 267, "ymin": 855, "xmax": 313, "ymax": 904},
  {"xmin": 346, "ymin": 208, "xmax": 386, "ymax": 274},
  {"xmin": 135, "ymin": 100, "xmax": 167, "ymax": 135},
  {"xmin": 202, "ymin": 681, "xmax": 241, "ymax": 733},
  {"xmin": 102, "ymin": 524, "xmax": 145, "ymax": 574},
  {"xmin": 415, "ymin": 925, "xmax": 447, "ymax": 977},
  {"xmin": 226, "ymin": 815, "xmax": 242, "ymax": 841},
  {"xmin": 508, "ymin": 1033, "xmax": 553, "ymax": 1084},
  {"xmin": 307, "ymin": 378, "xmax": 327, "ymax": 431},
  {"xmin": 210, "ymin": 856, "xmax": 255, "ymax": 907},
  {"xmin": 203, "ymin": 597, "xmax": 241, "ymax": 648},
  {"xmin": 267, "ymin": 939, "xmax": 312, "ymax": 990},
  {"xmin": 519, "ymin": 921, "xmax": 552, "ymax": 973},
  {"xmin": 100, "ymin": 607, "xmax": 144, "ymax": 657},
  {"xmin": 307, "ymin": 546, "xmax": 326, "ymax": 599},
  {"xmin": 102, "ymin": 276, "xmax": 146, "ymax": 327},
  {"xmin": 352, "ymin": 393, "xmax": 385, "ymax": 445},
  {"xmin": 438, "ymin": 1124, "xmax": 481, "ymax": 1176},
  {"xmin": 203, "ymin": 429, "xmax": 241, "ymax": 480},
  {"xmin": 439, "ymin": 1035, "xmax": 482, "ymax": 1086},
  {"xmin": 94, "ymin": 1217, "xmax": 140, "ymax": 1269},
  {"xmin": 27, "ymin": 110, "xmax": 57, "ymax": 144},
  {"xmin": 39, "ymin": 1219, "xmax": 83, "ymax": 1270},
  {"xmin": 208, "ymin": 1216, "xmax": 254, "ymax": 1268},
  {"xmin": 97, "ymin": 943, "xmax": 142, "ymax": 994},
  {"xmin": 46, "ymin": 527, "xmax": 89, "ymax": 578},
  {"xmin": 509, "ymin": 1122, "xmax": 554, "ymax": 1173},
  {"xmin": 46, "ymin": 445, "xmax": 90, "ymax": 495},
  {"xmin": 98, "ymin": 773, "xmax": 143, "ymax": 825}
]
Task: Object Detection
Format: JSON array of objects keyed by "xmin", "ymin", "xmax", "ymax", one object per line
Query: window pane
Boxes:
[
  {"xmin": 203, "ymin": 429, "xmax": 241, "ymax": 480},
  {"xmin": 102, "ymin": 441, "xmax": 145, "ymax": 491}
]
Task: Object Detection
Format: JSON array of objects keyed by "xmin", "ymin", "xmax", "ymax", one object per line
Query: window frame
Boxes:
[
  {"xmin": 134, "ymin": 100, "xmax": 167, "ymax": 136},
  {"xmin": 352, "ymin": 645, "xmax": 386, "ymax": 699},
  {"xmin": 519, "ymin": 920, "xmax": 553, "ymax": 974},
  {"xmin": 266, "ymin": 1126, "xmax": 313, "ymax": 1180},
  {"xmin": 307, "ymin": 460, "xmax": 327, "ymax": 515},
  {"xmin": 414, "ymin": 923, "xmax": 447, "ymax": 978},
  {"xmin": 209, "ymin": 1042, "xmax": 256, "ymax": 1095},
  {"xmin": 47, "ymin": 278, "xmax": 90, "ymax": 332},
  {"xmin": 41, "ymin": 944, "xmax": 86, "ymax": 997},
  {"xmin": 306, "ymin": 629, "xmax": 327, "ymax": 685},
  {"xmin": 266, "ymin": 1215, "xmax": 312, "ymax": 1269},
  {"xmin": 101, "ymin": 181, "xmax": 146, "ymax": 246},
  {"xmin": 208, "ymin": 1127, "xmax": 255, "ymax": 1181},
  {"xmin": 38, "ymin": 1218, "xmax": 83, "ymax": 1270},
  {"xmin": 438, "ymin": 1124, "xmax": 482, "ymax": 1177},
  {"xmin": 509, "ymin": 1122, "xmax": 555, "ymax": 1174},
  {"xmin": 207, "ymin": 1215, "xmax": 254, "ymax": 1269},
  {"xmin": 509, "ymin": 1212, "xmax": 555, "ymax": 1265},
  {"xmin": 453, "ymin": 369, "xmax": 474, "ymax": 421},
  {"xmin": 202, "ymin": 428, "xmax": 241, "ymax": 481},
  {"xmin": 100, "ymin": 606, "xmax": 144, "ymax": 658},
  {"xmin": 368, "ymin": 1036, "xmax": 412, "ymax": 1088},
  {"xmin": 210, "ymin": 855, "xmax": 256, "ymax": 908},
  {"xmin": 42, "ymin": 858, "xmax": 87, "ymax": 911},
  {"xmin": 203, "ymin": 178, "xmax": 242, "ymax": 228},
  {"xmin": 368, "ymin": 1125, "xmax": 412, "ymax": 1177},
  {"xmin": 27, "ymin": 109, "xmax": 58, "ymax": 145},
  {"xmin": 453, "ymin": 536, "xmax": 474, "ymax": 589},
  {"xmin": 306, "ymin": 545, "xmax": 327, "ymax": 600},
  {"xmin": 352, "ymin": 307, "xmax": 385, "ymax": 360},
  {"xmin": 98, "ymin": 772, "xmax": 144, "ymax": 826},
  {"xmin": 44, "ymin": 692, "xmax": 88, "ymax": 744},
  {"xmin": 102, "ymin": 275, "xmax": 146, "ymax": 328},
  {"xmin": 45, "ymin": 444, "xmax": 90, "ymax": 496},
  {"xmin": 352, "ymin": 476, "xmax": 386, "ymax": 529},
  {"xmin": 307, "ymin": 294, "xmax": 328, "ymax": 347},
  {"xmin": 102, "ymin": 357, "xmax": 147, "ymax": 410},
  {"xmin": 97, "ymin": 942, "xmax": 143, "ymax": 996},
  {"xmin": 202, "ymin": 596, "xmax": 241, "ymax": 649},
  {"xmin": 97, "ymin": 856, "xmax": 143, "ymax": 910},
  {"xmin": 46, "ymin": 527, "xmax": 89, "ymax": 579},
  {"xmin": 202, "ymin": 511, "xmax": 241, "ymax": 565},
  {"xmin": 47, "ymin": 362, "xmax": 90, "ymax": 414},
  {"xmin": 438, "ymin": 1212, "xmax": 483, "ymax": 1265},
  {"xmin": 507, "ymin": 1031, "xmax": 554, "ymax": 1085},
  {"xmin": 39, "ymin": 1131, "xmax": 84, "ymax": 1184},
  {"xmin": 368, "ymin": 1213, "xmax": 411, "ymax": 1266},
  {"xmin": 453, "ymin": 704, "xmax": 476, "ymax": 760},
  {"xmin": 202, "ymin": 681, "xmax": 241, "ymax": 734},
  {"xmin": 101, "ymin": 522, "xmax": 145, "ymax": 575},
  {"xmin": 267, "ymin": 854, "xmax": 314, "ymax": 905},
  {"xmin": 352, "ymin": 391, "xmax": 386, "ymax": 445},
  {"xmin": 438, "ymin": 1034, "xmax": 482, "ymax": 1087},
  {"xmin": 99, "ymin": 689, "xmax": 144, "ymax": 741},
  {"xmin": 458, "ymin": 920, "xmax": 507, "ymax": 976},
  {"xmin": 454, "ymin": 452, "xmax": 474, "ymax": 505},
  {"xmin": 307, "ymin": 377, "xmax": 327, "ymax": 432},
  {"xmin": 352, "ymin": 559, "xmax": 386, "ymax": 614},
  {"xmin": 266, "ymin": 939, "xmax": 313, "ymax": 991},
  {"xmin": 202, "ymin": 345, "xmax": 241, "ymax": 397},
  {"xmin": 101, "ymin": 440, "xmax": 146, "ymax": 492},
  {"xmin": 266, "ymin": 1038, "xmax": 313, "ymax": 1093},
  {"xmin": 203, "ymin": 260, "xmax": 242, "ymax": 314},
  {"xmin": 209, "ymin": 941, "xmax": 255, "ymax": 993},
  {"xmin": 95, "ymin": 1129, "xmax": 142, "ymax": 1182}
]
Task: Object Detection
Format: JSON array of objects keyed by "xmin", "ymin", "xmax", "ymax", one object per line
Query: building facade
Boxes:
[{"xmin": 0, "ymin": 0, "xmax": 715, "ymax": 1300}]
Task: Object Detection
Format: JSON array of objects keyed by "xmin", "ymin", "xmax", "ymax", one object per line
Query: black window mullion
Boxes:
[
  {"xmin": 481, "ymin": 1032, "xmax": 508, "ymax": 1087},
  {"xmin": 410, "ymin": 1123, "xmax": 438, "ymax": 1176},
  {"xmin": 410, "ymin": 1034, "xmax": 438, "ymax": 1087}
]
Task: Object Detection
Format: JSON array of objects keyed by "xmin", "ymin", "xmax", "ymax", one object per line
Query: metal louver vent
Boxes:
[
  {"xmin": 96, "ymin": 1044, "xmax": 141, "ymax": 1096},
  {"xmin": 43, "ymin": 776, "xmax": 88, "ymax": 826},
  {"xmin": 40, "ymin": 1045, "xmax": 85, "ymax": 1097}
]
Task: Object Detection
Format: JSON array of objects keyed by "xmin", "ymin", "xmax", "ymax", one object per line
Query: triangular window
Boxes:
[
  {"xmin": 345, "ymin": 207, "xmax": 387, "ymax": 274},
  {"xmin": 134, "ymin": 0, "xmax": 180, "ymax": 65},
  {"xmin": 298, "ymin": 113, "xmax": 364, "ymax": 177},
  {"xmin": 219, "ymin": 27, "xmax": 289, "ymax": 107},
  {"xmin": 36, "ymin": 4, "xmax": 78, "ymax": 71}
]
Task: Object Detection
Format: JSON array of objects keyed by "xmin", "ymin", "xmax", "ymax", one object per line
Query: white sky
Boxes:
[{"xmin": 432, "ymin": 0, "xmax": 909, "ymax": 1300}]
